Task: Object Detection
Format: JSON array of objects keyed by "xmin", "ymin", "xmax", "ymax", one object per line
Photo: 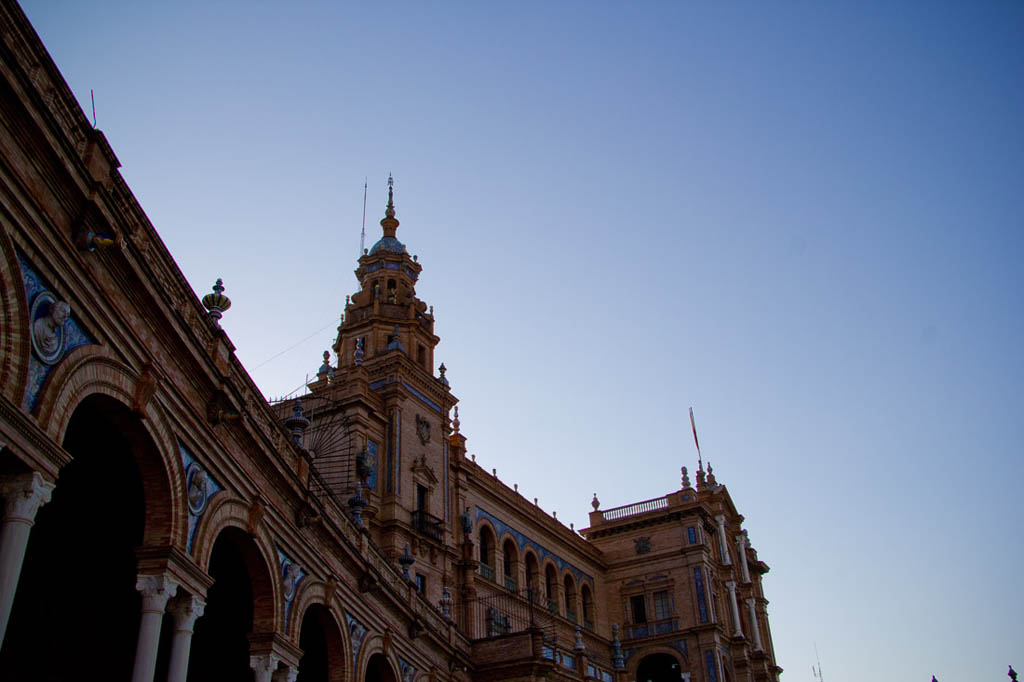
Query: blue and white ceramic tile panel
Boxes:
[
  {"xmin": 394, "ymin": 410, "xmax": 401, "ymax": 495},
  {"xmin": 276, "ymin": 547, "xmax": 305, "ymax": 629},
  {"xmin": 705, "ymin": 650, "xmax": 718, "ymax": 682},
  {"xmin": 667, "ymin": 638, "xmax": 688, "ymax": 660},
  {"xmin": 18, "ymin": 250, "xmax": 96, "ymax": 412},
  {"xmin": 400, "ymin": 381, "xmax": 441, "ymax": 414},
  {"xmin": 345, "ymin": 613, "xmax": 368, "ymax": 671},
  {"xmin": 367, "ymin": 440, "xmax": 378, "ymax": 492},
  {"xmin": 542, "ymin": 645, "xmax": 555, "ymax": 660},
  {"xmin": 368, "ymin": 375, "xmax": 441, "ymax": 416},
  {"xmin": 179, "ymin": 440, "xmax": 224, "ymax": 553},
  {"xmin": 693, "ymin": 567, "xmax": 708, "ymax": 624},
  {"xmin": 474, "ymin": 507, "xmax": 595, "ymax": 587},
  {"xmin": 398, "ymin": 656, "xmax": 416, "ymax": 682}
]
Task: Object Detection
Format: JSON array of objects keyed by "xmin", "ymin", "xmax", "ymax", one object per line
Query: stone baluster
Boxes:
[
  {"xmin": 166, "ymin": 593, "xmax": 205, "ymax": 682},
  {"xmin": 132, "ymin": 574, "xmax": 178, "ymax": 682},
  {"xmin": 0, "ymin": 472, "xmax": 55, "ymax": 645}
]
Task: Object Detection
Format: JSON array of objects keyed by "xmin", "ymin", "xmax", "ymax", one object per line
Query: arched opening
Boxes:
[
  {"xmin": 297, "ymin": 603, "xmax": 346, "ymax": 682},
  {"xmin": 386, "ymin": 279, "xmax": 397, "ymax": 303},
  {"xmin": 364, "ymin": 652, "xmax": 397, "ymax": 682},
  {"xmin": 189, "ymin": 527, "xmax": 274, "ymax": 681},
  {"xmin": 563, "ymin": 574, "xmax": 578, "ymax": 623},
  {"xmin": 0, "ymin": 394, "xmax": 156, "ymax": 680},
  {"xmin": 478, "ymin": 526, "xmax": 495, "ymax": 581},
  {"xmin": 501, "ymin": 538, "xmax": 518, "ymax": 591},
  {"xmin": 636, "ymin": 653, "xmax": 684, "ymax": 682},
  {"xmin": 581, "ymin": 583, "xmax": 595, "ymax": 630},
  {"xmin": 544, "ymin": 564, "xmax": 559, "ymax": 613},
  {"xmin": 524, "ymin": 552, "xmax": 540, "ymax": 602}
]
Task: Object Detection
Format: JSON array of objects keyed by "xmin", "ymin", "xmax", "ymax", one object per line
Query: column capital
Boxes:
[
  {"xmin": 250, "ymin": 654, "xmax": 279, "ymax": 682},
  {"xmin": 168, "ymin": 593, "xmax": 206, "ymax": 632},
  {"xmin": 714, "ymin": 514, "xmax": 726, "ymax": 525},
  {"xmin": 136, "ymin": 573, "xmax": 178, "ymax": 613},
  {"xmin": 272, "ymin": 667, "xmax": 298, "ymax": 682},
  {"xmin": 1, "ymin": 472, "xmax": 55, "ymax": 523},
  {"xmin": 725, "ymin": 580, "xmax": 737, "ymax": 591}
]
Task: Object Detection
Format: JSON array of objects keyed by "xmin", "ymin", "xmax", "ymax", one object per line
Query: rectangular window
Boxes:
[
  {"xmin": 415, "ymin": 573, "xmax": 426, "ymax": 594},
  {"xmin": 653, "ymin": 590, "xmax": 671, "ymax": 620},
  {"xmin": 687, "ymin": 526, "xmax": 697, "ymax": 544},
  {"xmin": 630, "ymin": 594, "xmax": 647, "ymax": 624}
]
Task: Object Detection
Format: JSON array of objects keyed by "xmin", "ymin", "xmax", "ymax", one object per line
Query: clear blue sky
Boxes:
[{"xmin": 21, "ymin": 1, "xmax": 1023, "ymax": 679}]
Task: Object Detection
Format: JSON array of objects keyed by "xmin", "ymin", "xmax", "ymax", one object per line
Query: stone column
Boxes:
[
  {"xmin": 714, "ymin": 515, "xmax": 731, "ymax": 565},
  {"xmin": 735, "ymin": 533, "xmax": 750, "ymax": 582},
  {"xmin": 251, "ymin": 654, "xmax": 279, "ymax": 682},
  {"xmin": 745, "ymin": 598, "xmax": 763, "ymax": 651},
  {"xmin": 132, "ymin": 574, "xmax": 178, "ymax": 682},
  {"xmin": 0, "ymin": 472, "xmax": 55, "ymax": 645},
  {"xmin": 725, "ymin": 581, "xmax": 743, "ymax": 637},
  {"xmin": 166, "ymin": 593, "xmax": 206, "ymax": 682}
]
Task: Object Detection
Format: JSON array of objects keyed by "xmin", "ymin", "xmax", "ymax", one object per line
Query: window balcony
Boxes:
[
  {"xmin": 504, "ymin": 577, "xmax": 518, "ymax": 592},
  {"xmin": 480, "ymin": 563, "xmax": 495, "ymax": 581},
  {"xmin": 411, "ymin": 509, "xmax": 443, "ymax": 543}
]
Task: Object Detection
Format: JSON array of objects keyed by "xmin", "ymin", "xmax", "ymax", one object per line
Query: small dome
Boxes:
[{"xmin": 369, "ymin": 236, "xmax": 405, "ymax": 255}]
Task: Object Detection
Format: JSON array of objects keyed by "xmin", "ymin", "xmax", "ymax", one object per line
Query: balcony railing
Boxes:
[
  {"xmin": 601, "ymin": 495, "xmax": 669, "ymax": 521},
  {"xmin": 481, "ymin": 563, "xmax": 495, "ymax": 581},
  {"xmin": 411, "ymin": 509, "xmax": 444, "ymax": 543},
  {"xmin": 504, "ymin": 576, "xmax": 518, "ymax": 592}
]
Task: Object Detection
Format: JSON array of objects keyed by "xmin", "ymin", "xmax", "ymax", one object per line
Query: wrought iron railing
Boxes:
[
  {"xmin": 600, "ymin": 495, "xmax": 669, "ymax": 521},
  {"xmin": 480, "ymin": 563, "xmax": 495, "ymax": 581},
  {"xmin": 504, "ymin": 576, "xmax": 518, "ymax": 592},
  {"xmin": 411, "ymin": 509, "xmax": 444, "ymax": 543}
]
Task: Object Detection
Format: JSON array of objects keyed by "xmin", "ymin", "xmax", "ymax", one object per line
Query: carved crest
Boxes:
[
  {"xmin": 416, "ymin": 414, "xmax": 431, "ymax": 445},
  {"xmin": 634, "ymin": 536, "xmax": 651, "ymax": 555}
]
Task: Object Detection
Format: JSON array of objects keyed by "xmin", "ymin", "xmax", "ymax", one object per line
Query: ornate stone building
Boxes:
[{"xmin": 0, "ymin": 3, "xmax": 782, "ymax": 682}]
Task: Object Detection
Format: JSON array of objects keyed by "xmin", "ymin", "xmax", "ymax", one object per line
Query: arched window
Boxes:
[
  {"xmin": 525, "ymin": 552, "xmax": 540, "ymax": 602},
  {"xmin": 502, "ymin": 539, "xmax": 518, "ymax": 591},
  {"xmin": 563, "ymin": 574, "xmax": 578, "ymax": 623},
  {"xmin": 581, "ymin": 583, "xmax": 595, "ymax": 630},
  {"xmin": 545, "ymin": 565, "xmax": 559, "ymax": 613},
  {"xmin": 479, "ymin": 526, "xmax": 495, "ymax": 580}
]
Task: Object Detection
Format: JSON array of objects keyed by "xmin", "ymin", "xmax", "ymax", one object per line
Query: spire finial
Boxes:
[{"xmin": 380, "ymin": 174, "xmax": 399, "ymax": 237}]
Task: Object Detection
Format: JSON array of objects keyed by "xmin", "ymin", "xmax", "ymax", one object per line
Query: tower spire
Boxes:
[{"xmin": 381, "ymin": 173, "xmax": 399, "ymax": 238}]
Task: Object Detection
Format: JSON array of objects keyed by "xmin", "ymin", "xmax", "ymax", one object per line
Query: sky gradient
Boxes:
[{"xmin": 19, "ymin": 2, "xmax": 1024, "ymax": 680}]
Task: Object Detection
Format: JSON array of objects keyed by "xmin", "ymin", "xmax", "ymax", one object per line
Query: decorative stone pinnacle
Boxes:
[
  {"xmin": 398, "ymin": 542, "xmax": 415, "ymax": 581},
  {"xmin": 284, "ymin": 398, "xmax": 310, "ymax": 447},
  {"xmin": 439, "ymin": 363, "xmax": 449, "ymax": 387},
  {"xmin": 452, "ymin": 405, "xmax": 460, "ymax": 433},
  {"xmin": 681, "ymin": 466, "xmax": 691, "ymax": 489},
  {"xmin": 201, "ymin": 278, "xmax": 231, "ymax": 322},
  {"xmin": 591, "ymin": 493, "xmax": 600, "ymax": 511},
  {"xmin": 318, "ymin": 350, "xmax": 332, "ymax": 376}
]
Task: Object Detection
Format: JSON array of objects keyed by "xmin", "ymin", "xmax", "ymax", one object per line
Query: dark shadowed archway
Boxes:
[
  {"xmin": 188, "ymin": 527, "xmax": 274, "ymax": 681},
  {"xmin": 636, "ymin": 652, "xmax": 684, "ymax": 682},
  {"xmin": 365, "ymin": 652, "xmax": 397, "ymax": 682},
  {"xmin": 297, "ymin": 603, "xmax": 346, "ymax": 682},
  {"xmin": 0, "ymin": 394, "xmax": 159, "ymax": 680}
]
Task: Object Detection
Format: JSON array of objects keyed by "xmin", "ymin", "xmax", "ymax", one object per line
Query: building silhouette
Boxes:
[{"xmin": 0, "ymin": 3, "xmax": 781, "ymax": 681}]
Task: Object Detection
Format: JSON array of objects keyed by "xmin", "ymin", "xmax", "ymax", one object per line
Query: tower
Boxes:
[{"xmin": 315, "ymin": 177, "xmax": 457, "ymax": 595}]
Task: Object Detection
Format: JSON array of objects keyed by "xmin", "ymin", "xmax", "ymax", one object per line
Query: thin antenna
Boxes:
[
  {"xmin": 359, "ymin": 178, "xmax": 367, "ymax": 256},
  {"xmin": 90, "ymin": 89, "xmax": 97, "ymax": 128}
]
